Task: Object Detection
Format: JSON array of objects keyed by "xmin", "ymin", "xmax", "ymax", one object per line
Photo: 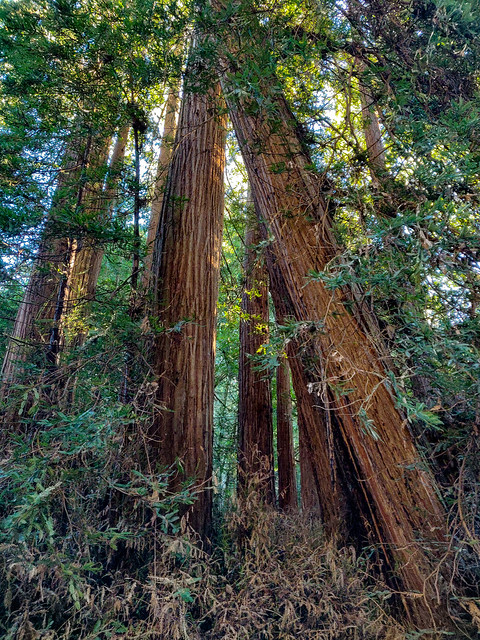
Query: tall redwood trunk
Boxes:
[
  {"xmin": 223, "ymin": 64, "xmax": 448, "ymax": 622},
  {"xmin": 149, "ymin": 66, "xmax": 226, "ymax": 537},
  {"xmin": 142, "ymin": 89, "xmax": 179, "ymax": 289},
  {"xmin": 237, "ymin": 205, "xmax": 274, "ymax": 504},
  {"xmin": 276, "ymin": 356, "xmax": 297, "ymax": 511}
]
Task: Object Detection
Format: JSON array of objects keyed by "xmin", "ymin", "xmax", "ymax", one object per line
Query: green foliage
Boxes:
[
  {"xmin": 0, "ymin": 0, "xmax": 479, "ymax": 635},
  {"xmin": 0, "ymin": 396, "xmax": 198, "ymax": 637}
]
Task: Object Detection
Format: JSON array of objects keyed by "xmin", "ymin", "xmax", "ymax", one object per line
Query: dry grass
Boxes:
[
  {"xmin": 0, "ymin": 448, "xmax": 472, "ymax": 640},
  {"xmin": 200, "ymin": 491, "xmax": 406, "ymax": 640}
]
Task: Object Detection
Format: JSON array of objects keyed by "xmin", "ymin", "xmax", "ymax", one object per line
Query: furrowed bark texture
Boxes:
[
  {"xmin": 142, "ymin": 89, "xmax": 179, "ymax": 288},
  {"xmin": 276, "ymin": 356, "xmax": 298, "ymax": 511},
  {"xmin": 150, "ymin": 78, "xmax": 226, "ymax": 538},
  {"xmin": 1, "ymin": 138, "xmax": 87, "ymax": 386},
  {"xmin": 238, "ymin": 210, "xmax": 274, "ymax": 504},
  {"xmin": 225, "ymin": 77, "xmax": 448, "ymax": 623},
  {"xmin": 298, "ymin": 415, "xmax": 321, "ymax": 514}
]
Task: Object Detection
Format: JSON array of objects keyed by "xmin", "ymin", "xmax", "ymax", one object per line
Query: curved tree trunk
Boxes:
[
  {"xmin": 276, "ymin": 356, "xmax": 298, "ymax": 511},
  {"xmin": 238, "ymin": 203, "xmax": 274, "ymax": 504},
  {"xmin": 149, "ymin": 64, "xmax": 226, "ymax": 538},
  {"xmin": 223, "ymin": 64, "xmax": 448, "ymax": 622}
]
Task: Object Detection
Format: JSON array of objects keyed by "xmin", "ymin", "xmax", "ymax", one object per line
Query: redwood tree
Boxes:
[
  {"xmin": 218, "ymin": 19, "xmax": 449, "ymax": 623},
  {"xmin": 1, "ymin": 135, "xmax": 89, "ymax": 387},
  {"xmin": 237, "ymin": 204, "xmax": 274, "ymax": 503},
  {"xmin": 276, "ymin": 356, "xmax": 297, "ymax": 511},
  {"xmin": 265, "ymin": 242, "xmax": 346, "ymax": 535},
  {"xmin": 142, "ymin": 89, "xmax": 179, "ymax": 289},
  {"xmin": 61, "ymin": 130, "xmax": 129, "ymax": 348},
  {"xmin": 298, "ymin": 416, "xmax": 321, "ymax": 515},
  {"xmin": 149, "ymin": 56, "xmax": 226, "ymax": 537}
]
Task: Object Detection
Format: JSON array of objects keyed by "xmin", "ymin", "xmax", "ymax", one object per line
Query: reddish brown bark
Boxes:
[
  {"xmin": 276, "ymin": 356, "xmax": 298, "ymax": 511},
  {"xmin": 149, "ymin": 71, "xmax": 226, "ymax": 537},
  {"xmin": 264, "ymin": 238, "xmax": 345, "ymax": 534},
  {"xmin": 238, "ymin": 208, "xmax": 274, "ymax": 504},
  {"xmin": 297, "ymin": 416, "xmax": 321, "ymax": 517},
  {"xmin": 223, "ymin": 66, "xmax": 448, "ymax": 622},
  {"xmin": 298, "ymin": 414, "xmax": 320, "ymax": 514},
  {"xmin": 142, "ymin": 89, "xmax": 179, "ymax": 289}
]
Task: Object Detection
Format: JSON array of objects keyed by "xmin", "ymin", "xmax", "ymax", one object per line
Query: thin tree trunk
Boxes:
[
  {"xmin": 223, "ymin": 68, "xmax": 448, "ymax": 623},
  {"xmin": 1, "ymin": 136, "xmax": 88, "ymax": 388},
  {"xmin": 61, "ymin": 129, "xmax": 128, "ymax": 348},
  {"xmin": 238, "ymin": 201, "xmax": 274, "ymax": 504},
  {"xmin": 119, "ymin": 123, "xmax": 143, "ymax": 404},
  {"xmin": 355, "ymin": 56, "xmax": 386, "ymax": 189},
  {"xmin": 148, "ymin": 63, "xmax": 226, "ymax": 538},
  {"xmin": 276, "ymin": 356, "xmax": 297, "ymax": 511},
  {"xmin": 142, "ymin": 88, "xmax": 179, "ymax": 289}
]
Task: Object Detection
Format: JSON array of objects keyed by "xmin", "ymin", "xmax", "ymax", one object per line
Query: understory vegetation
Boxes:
[{"xmin": 0, "ymin": 416, "xmax": 412, "ymax": 639}]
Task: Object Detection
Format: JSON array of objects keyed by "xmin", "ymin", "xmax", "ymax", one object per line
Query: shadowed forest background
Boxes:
[{"xmin": 0, "ymin": 0, "xmax": 479, "ymax": 638}]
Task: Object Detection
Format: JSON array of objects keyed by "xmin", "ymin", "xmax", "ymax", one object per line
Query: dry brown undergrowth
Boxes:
[{"xmin": 3, "ymin": 472, "xmax": 467, "ymax": 640}]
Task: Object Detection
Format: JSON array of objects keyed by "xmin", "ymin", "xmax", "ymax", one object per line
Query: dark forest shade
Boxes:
[
  {"xmin": 238, "ymin": 206, "xmax": 275, "ymax": 504},
  {"xmin": 276, "ymin": 356, "xmax": 297, "ymax": 511}
]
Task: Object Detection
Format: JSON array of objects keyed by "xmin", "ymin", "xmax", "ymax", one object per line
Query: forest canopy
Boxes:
[{"xmin": 0, "ymin": 0, "xmax": 479, "ymax": 638}]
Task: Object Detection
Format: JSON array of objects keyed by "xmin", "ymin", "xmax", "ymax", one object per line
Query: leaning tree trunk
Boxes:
[
  {"xmin": 223, "ymin": 66, "xmax": 448, "ymax": 623},
  {"xmin": 149, "ymin": 66, "xmax": 226, "ymax": 538},
  {"xmin": 238, "ymin": 202, "xmax": 274, "ymax": 504},
  {"xmin": 62, "ymin": 127, "xmax": 129, "ymax": 349},
  {"xmin": 276, "ymin": 356, "xmax": 298, "ymax": 511},
  {"xmin": 1, "ymin": 136, "xmax": 89, "ymax": 389}
]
